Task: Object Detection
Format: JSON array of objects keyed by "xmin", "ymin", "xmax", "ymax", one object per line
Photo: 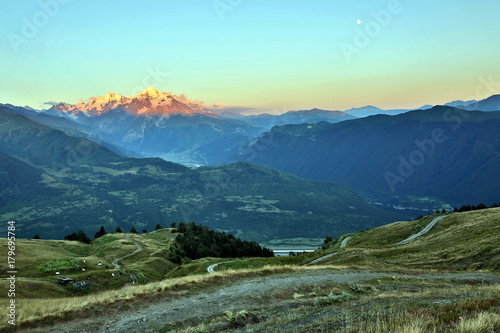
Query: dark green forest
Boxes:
[{"xmin": 169, "ymin": 222, "xmax": 274, "ymax": 263}]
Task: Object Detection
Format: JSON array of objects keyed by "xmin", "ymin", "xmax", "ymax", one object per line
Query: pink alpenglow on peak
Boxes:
[
  {"xmin": 138, "ymin": 86, "xmax": 163, "ymax": 98},
  {"xmin": 46, "ymin": 87, "xmax": 216, "ymax": 119}
]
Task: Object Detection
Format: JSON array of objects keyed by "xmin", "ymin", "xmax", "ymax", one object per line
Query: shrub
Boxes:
[
  {"xmin": 313, "ymin": 291, "xmax": 354, "ymax": 306},
  {"xmin": 349, "ymin": 283, "xmax": 377, "ymax": 293},
  {"xmin": 224, "ymin": 310, "xmax": 261, "ymax": 327},
  {"xmin": 37, "ymin": 258, "xmax": 83, "ymax": 272},
  {"xmin": 64, "ymin": 230, "xmax": 91, "ymax": 244}
]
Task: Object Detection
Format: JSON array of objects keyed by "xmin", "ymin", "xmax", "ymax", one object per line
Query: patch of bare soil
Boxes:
[{"xmin": 18, "ymin": 269, "xmax": 500, "ymax": 333}]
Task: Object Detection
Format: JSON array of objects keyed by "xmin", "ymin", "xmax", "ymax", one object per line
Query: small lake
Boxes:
[{"xmin": 271, "ymin": 249, "xmax": 317, "ymax": 257}]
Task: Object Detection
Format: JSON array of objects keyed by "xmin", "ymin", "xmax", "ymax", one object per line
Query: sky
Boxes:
[{"xmin": 1, "ymin": 0, "xmax": 500, "ymax": 113}]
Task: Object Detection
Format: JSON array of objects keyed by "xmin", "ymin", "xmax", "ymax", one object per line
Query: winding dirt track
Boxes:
[
  {"xmin": 206, "ymin": 262, "xmax": 219, "ymax": 274},
  {"xmin": 306, "ymin": 216, "xmax": 445, "ymax": 266},
  {"xmin": 19, "ymin": 269, "xmax": 500, "ymax": 333},
  {"xmin": 340, "ymin": 236, "xmax": 351, "ymax": 248},
  {"xmin": 395, "ymin": 215, "xmax": 445, "ymax": 245},
  {"xmin": 304, "ymin": 236, "xmax": 351, "ymax": 266},
  {"xmin": 111, "ymin": 234, "xmax": 143, "ymax": 283}
]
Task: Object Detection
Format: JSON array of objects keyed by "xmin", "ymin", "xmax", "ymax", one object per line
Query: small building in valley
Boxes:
[
  {"xmin": 58, "ymin": 277, "xmax": 74, "ymax": 285},
  {"xmin": 72, "ymin": 281, "xmax": 90, "ymax": 290}
]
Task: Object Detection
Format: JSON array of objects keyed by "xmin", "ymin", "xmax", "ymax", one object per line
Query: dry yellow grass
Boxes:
[
  {"xmin": 158, "ymin": 274, "xmax": 499, "ymax": 333},
  {"xmin": 7, "ymin": 264, "xmax": 346, "ymax": 329},
  {"xmin": 353, "ymin": 313, "xmax": 436, "ymax": 333},
  {"xmin": 374, "ymin": 284, "xmax": 500, "ymax": 300},
  {"xmin": 455, "ymin": 311, "xmax": 500, "ymax": 333},
  {"xmin": 343, "ymin": 284, "xmax": 500, "ymax": 333},
  {"xmin": 322, "ymin": 208, "xmax": 500, "ymax": 271}
]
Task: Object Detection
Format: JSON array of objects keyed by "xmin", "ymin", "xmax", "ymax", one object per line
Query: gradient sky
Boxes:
[{"xmin": 1, "ymin": 0, "xmax": 500, "ymax": 113}]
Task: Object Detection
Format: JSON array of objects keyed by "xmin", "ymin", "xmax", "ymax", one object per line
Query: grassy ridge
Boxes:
[
  {"xmin": 321, "ymin": 208, "xmax": 500, "ymax": 271},
  {"xmin": 0, "ymin": 229, "xmax": 177, "ymax": 299}
]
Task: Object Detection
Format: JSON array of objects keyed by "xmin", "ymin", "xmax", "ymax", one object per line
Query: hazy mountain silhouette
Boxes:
[{"xmin": 230, "ymin": 106, "xmax": 500, "ymax": 207}]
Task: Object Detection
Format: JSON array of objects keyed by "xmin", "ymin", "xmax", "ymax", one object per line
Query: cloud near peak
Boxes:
[
  {"xmin": 205, "ymin": 103, "xmax": 255, "ymax": 114},
  {"xmin": 43, "ymin": 101, "xmax": 70, "ymax": 106}
]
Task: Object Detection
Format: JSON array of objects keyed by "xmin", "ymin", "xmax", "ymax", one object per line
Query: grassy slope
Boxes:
[
  {"xmin": 320, "ymin": 208, "xmax": 500, "ymax": 271},
  {"xmin": 0, "ymin": 229, "xmax": 176, "ymax": 299},
  {"xmin": 3, "ymin": 208, "xmax": 494, "ymax": 296},
  {"xmin": 0, "ymin": 209, "xmax": 498, "ymax": 331},
  {"xmin": 201, "ymin": 208, "xmax": 500, "ymax": 274},
  {"xmin": 165, "ymin": 278, "xmax": 500, "ymax": 333}
]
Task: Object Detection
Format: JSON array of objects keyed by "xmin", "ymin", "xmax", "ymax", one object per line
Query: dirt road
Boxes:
[
  {"xmin": 111, "ymin": 234, "xmax": 143, "ymax": 283},
  {"xmin": 206, "ymin": 262, "xmax": 219, "ymax": 274},
  {"xmin": 307, "ymin": 216, "xmax": 445, "ymax": 265},
  {"xmin": 20, "ymin": 269, "xmax": 499, "ymax": 333},
  {"xmin": 395, "ymin": 215, "xmax": 445, "ymax": 245},
  {"xmin": 340, "ymin": 236, "xmax": 351, "ymax": 248}
]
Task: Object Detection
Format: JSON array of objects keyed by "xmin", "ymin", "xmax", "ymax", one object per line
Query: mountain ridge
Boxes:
[
  {"xmin": 45, "ymin": 87, "xmax": 214, "ymax": 119},
  {"xmin": 229, "ymin": 106, "xmax": 500, "ymax": 210},
  {"xmin": 461, "ymin": 94, "xmax": 500, "ymax": 112},
  {"xmin": 3, "ymin": 91, "xmax": 500, "ymax": 168}
]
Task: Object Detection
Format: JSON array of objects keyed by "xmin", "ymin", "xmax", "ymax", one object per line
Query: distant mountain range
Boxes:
[
  {"xmin": 341, "ymin": 95, "xmax": 499, "ymax": 117},
  {"xmin": 4, "ymin": 89, "xmax": 499, "ymax": 167},
  {"xmin": 343, "ymin": 105, "xmax": 409, "ymax": 117},
  {"xmin": 2, "ymin": 89, "xmax": 499, "ymax": 217},
  {"xmin": 45, "ymin": 87, "xmax": 213, "ymax": 118},
  {"xmin": 229, "ymin": 106, "xmax": 500, "ymax": 211},
  {"xmin": 0, "ymin": 105, "xmax": 403, "ymax": 241},
  {"xmin": 1, "ymin": 88, "xmax": 358, "ymax": 166},
  {"xmin": 231, "ymin": 108, "xmax": 356, "ymax": 129},
  {"xmin": 459, "ymin": 94, "xmax": 500, "ymax": 111}
]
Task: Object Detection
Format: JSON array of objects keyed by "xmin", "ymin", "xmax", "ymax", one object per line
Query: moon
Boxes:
[{"xmin": 357, "ymin": 19, "xmax": 362, "ymax": 25}]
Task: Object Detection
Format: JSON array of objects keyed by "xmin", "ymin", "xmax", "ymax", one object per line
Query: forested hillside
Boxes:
[{"xmin": 231, "ymin": 107, "xmax": 500, "ymax": 208}]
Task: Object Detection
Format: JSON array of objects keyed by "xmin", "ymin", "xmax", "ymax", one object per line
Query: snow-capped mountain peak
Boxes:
[
  {"xmin": 45, "ymin": 87, "xmax": 214, "ymax": 119},
  {"xmin": 102, "ymin": 92, "xmax": 124, "ymax": 103},
  {"xmin": 138, "ymin": 86, "xmax": 163, "ymax": 98}
]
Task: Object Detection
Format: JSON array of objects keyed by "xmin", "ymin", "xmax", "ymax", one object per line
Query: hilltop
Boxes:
[{"xmin": 0, "ymin": 229, "xmax": 178, "ymax": 299}]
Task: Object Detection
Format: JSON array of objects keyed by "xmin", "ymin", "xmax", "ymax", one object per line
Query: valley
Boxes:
[{"xmin": 0, "ymin": 105, "xmax": 404, "ymax": 243}]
